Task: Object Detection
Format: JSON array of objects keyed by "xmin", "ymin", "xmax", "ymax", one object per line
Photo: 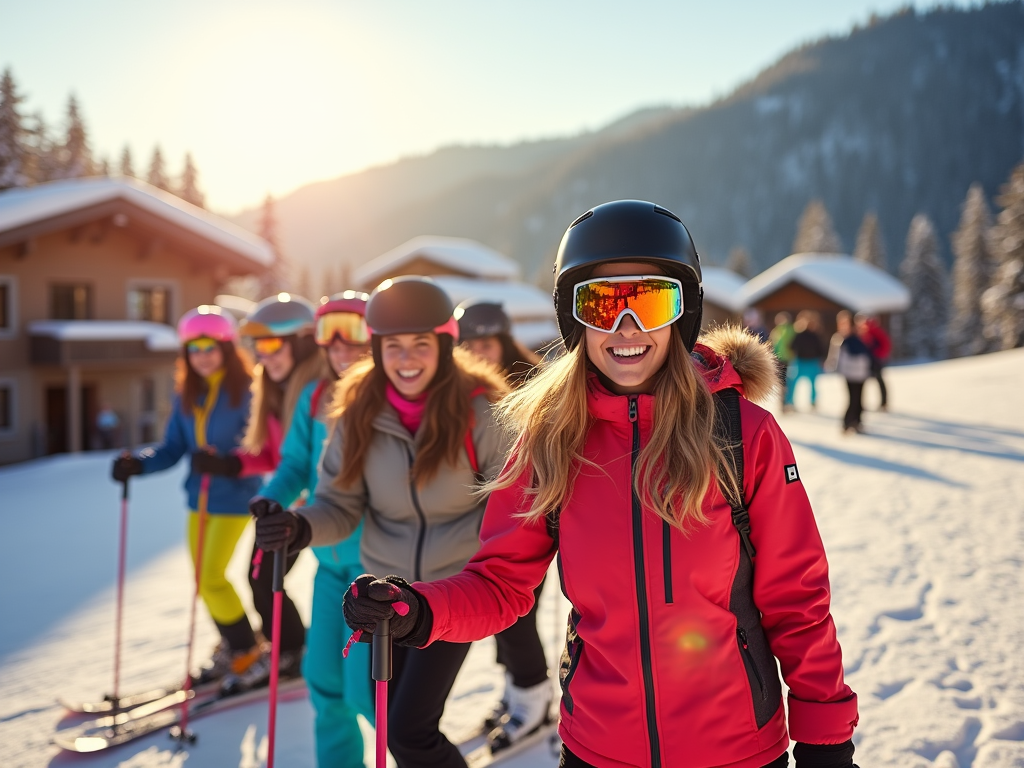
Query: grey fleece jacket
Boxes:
[{"xmin": 299, "ymin": 393, "xmax": 509, "ymax": 583}]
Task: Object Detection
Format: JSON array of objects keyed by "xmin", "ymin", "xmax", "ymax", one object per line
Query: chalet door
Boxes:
[{"xmin": 45, "ymin": 384, "xmax": 97, "ymax": 454}]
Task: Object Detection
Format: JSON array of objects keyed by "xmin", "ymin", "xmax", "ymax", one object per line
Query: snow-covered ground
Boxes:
[{"xmin": 1, "ymin": 350, "xmax": 1022, "ymax": 768}]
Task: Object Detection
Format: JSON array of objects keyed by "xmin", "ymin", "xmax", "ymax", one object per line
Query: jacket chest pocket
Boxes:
[{"xmin": 559, "ymin": 608, "xmax": 584, "ymax": 715}]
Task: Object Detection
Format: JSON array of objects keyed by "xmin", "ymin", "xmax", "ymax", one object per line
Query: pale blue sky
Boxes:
[{"xmin": 1, "ymin": 0, "xmax": 979, "ymax": 212}]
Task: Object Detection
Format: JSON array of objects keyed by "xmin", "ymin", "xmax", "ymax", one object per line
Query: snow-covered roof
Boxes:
[
  {"xmin": 0, "ymin": 177, "xmax": 273, "ymax": 268},
  {"xmin": 700, "ymin": 266, "xmax": 747, "ymax": 313},
  {"xmin": 739, "ymin": 253, "xmax": 911, "ymax": 313},
  {"xmin": 354, "ymin": 236, "xmax": 520, "ymax": 288},
  {"xmin": 430, "ymin": 276, "xmax": 558, "ymax": 348},
  {"xmin": 28, "ymin": 320, "xmax": 180, "ymax": 351}
]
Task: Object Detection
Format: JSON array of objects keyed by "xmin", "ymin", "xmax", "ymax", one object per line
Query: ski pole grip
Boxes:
[
  {"xmin": 372, "ymin": 617, "xmax": 392, "ymax": 682},
  {"xmin": 272, "ymin": 544, "xmax": 286, "ymax": 593}
]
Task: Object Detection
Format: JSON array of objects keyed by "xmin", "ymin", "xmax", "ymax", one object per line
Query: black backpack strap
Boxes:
[{"xmin": 713, "ymin": 388, "xmax": 756, "ymax": 560}]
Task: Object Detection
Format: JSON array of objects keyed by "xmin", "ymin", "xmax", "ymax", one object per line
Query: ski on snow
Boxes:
[
  {"xmin": 58, "ymin": 679, "xmax": 222, "ymax": 714},
  {"xmin": 53, "ymin": 678, "xmax": 307, "ymax": 753},
  {"xmin": 462, "ymin": 721, "xmax": 560, "ymax": 767}
]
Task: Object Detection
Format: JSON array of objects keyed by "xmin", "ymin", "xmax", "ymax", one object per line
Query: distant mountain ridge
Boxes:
[{"xmin": 235, "ymin": 3, "xmax": 1024, "ymax": 286}]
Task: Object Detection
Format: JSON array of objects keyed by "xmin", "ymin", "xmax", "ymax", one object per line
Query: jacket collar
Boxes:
[{"xmin": 585, "ymin": 349, "xmax": 744, "ymax": 425}]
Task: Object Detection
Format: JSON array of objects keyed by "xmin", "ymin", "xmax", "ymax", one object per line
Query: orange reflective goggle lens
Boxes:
[
  {"xmin": 573, "ymin": 276, "xmax": 684, "ymax": 333},
  {"xmin": 253, "ymin": 336, "xmax": 286, "ymax": 357},
  {"xmin": 315, "ymin": 312, "xmax": 370, "ymax": 346}
]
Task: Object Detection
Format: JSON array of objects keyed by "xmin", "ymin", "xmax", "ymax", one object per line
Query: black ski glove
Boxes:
[
  {"xmin": 191, "ymin": 450, "xmax": 242, "ymax": 477},
  {"xmin": 343, "ymin": 574, "xmax": 433, "ymax": 648},
  {"xmin": 112, "ymin": 453, "xmax": 143, "ymax": 482},
  {"xmin": 794, "ymin": 740, "xmax": 857, "ymax": 768},
  {"xmin": 250, "ymin": 496, "xmax": 311, "ymax": 552}
]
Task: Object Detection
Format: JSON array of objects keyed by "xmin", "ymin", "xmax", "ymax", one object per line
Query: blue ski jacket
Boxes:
[
  {"xmin": 260, "ymin": 380, "xmax": 363, "ymax": 573},
  {"xmin": 138, "ymin": 388, "xmax": 260, "ymax": 514}
]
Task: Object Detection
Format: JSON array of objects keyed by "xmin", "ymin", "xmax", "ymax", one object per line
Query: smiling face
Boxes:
[
  {"xmin": 583, "ymin": 261, "xmax": 673, "ymax": 395},
  {"xmin": 258, "ymin": 338, "xmax": 296, "ymax": 382},
  {"xmin": 187, "ymin": 339, "xmax": 225, "ymax": 378},
  {"xmin": 381, "ymin": 332, "xmax": 440, "ymax": 399},
  {"xmin": 327, "ymin": 337, "xmax": 369, "ymax": 376}
]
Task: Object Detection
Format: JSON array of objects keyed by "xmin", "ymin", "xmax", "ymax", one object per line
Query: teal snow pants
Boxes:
[{"xmin": 304, "ymin": 561, "xmax": 374, "ymax": 768}]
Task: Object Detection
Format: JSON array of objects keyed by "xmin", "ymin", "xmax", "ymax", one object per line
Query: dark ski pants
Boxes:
[
  {"xmin": 559, "ymin": 745, "xmax": 789, "ymax": 767},
  {"xmin": 249, "ymin": 541, "xmax": 305, "ymax": 653},
  {"xmin": 844, "ymin": 380, "xmax": 865, "ymax": 431},
  {"xmin": 388, "ymin": 640, "xmax": 472, "ymax": 768},
  {"xmin": 871, "ymin": 360, "xmax": 888, "ymax": 408},
  {"xmin": 494, "ymin": 578, "xmax": 549, "ymax": 688}
]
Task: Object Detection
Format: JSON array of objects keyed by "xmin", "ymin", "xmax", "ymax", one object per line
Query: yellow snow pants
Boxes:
[{"xmin": 187, "ymin": 511, "xmax": 250, "ymax": 626}]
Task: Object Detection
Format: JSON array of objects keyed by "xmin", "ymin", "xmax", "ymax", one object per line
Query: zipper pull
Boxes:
[
  {"xmin": 628, "ymin": 397, "xmax": 638, "ymax": 423},
  {"xmin": 738, "ymin": 627, "xmax": 749, "ymax": 649}
]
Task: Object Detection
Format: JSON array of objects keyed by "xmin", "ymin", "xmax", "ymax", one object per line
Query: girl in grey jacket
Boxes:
[{"xmin": 252, "ymin": 277, "xmax": 510, "ymax": 768}]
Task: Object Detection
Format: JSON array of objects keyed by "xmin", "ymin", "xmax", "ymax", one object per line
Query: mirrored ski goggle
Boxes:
[
  {"xmin": 315, "ymin": 312, "xmax": 370, "ymax": 347},
  {"xmin": 572, "ymin": 276, "xmax": 684, "ymax": 333},
  {"xmin": 186, "ymin": 337, "xmax": 219, "ymax": 354},
  {"xmin": 253, "ymin": 336, "xmax": 287, "ymax": 357}
]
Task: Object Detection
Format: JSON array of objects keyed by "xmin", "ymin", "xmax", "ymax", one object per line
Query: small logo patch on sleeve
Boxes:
[{"xmin": 784, "ymin": 464, "xmax": 800, "ymax": 484}]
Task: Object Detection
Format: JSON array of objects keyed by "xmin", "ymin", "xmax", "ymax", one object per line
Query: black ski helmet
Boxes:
[
  {"xmin": 553, "ymin": 200, "xmax": 704, "ymax": 352},
  {"xmin": 240, "ymin": 292, "xmax": 316, "ymax": 338},
  {"xmin": 365, "ymin": 276, "xmax": 459, "ymax": 366},
  {"xmin": 454, "ymin": 299, "xmax": 512, "ymax": 342}
]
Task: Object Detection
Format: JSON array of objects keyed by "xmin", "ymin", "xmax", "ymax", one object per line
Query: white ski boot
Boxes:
[{"xmin": 487, "ymin": 678, "xmax": 552, "ymax": 753}]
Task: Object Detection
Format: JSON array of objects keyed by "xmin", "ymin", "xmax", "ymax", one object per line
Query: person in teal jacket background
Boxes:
[{"xmin": 259, "ymin": 291, "xmax": 372, "ymax": 768}]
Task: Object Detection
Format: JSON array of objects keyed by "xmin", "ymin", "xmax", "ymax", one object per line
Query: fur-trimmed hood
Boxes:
[{"xmin": 692, "ymin": 325, "xmax": 779, "ymax": 405}]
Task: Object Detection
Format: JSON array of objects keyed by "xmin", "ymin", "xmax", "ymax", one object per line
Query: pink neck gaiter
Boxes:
[{"xmin": 385, "ymin": 382, "xmax": 429, "ymax": 436}]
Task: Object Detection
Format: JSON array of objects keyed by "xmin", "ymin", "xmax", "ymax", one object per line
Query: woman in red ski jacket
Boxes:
[{"xmin": 343, "ymin": 201, "xmax": 859, "ymax": 768}]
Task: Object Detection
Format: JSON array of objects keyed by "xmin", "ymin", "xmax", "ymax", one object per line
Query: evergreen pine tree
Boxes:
[
  {"xmin": 853, "ymin": 212, "xmax": 887, "ymax": 270},
  {"xmin": 97, "ymin": 156, "xmax": 110, "ymax": 176},
  {"xmin": 61, "ymin": 95, "xmax": 92, "ymax": 178},
  {"xmin": 725, "ymin": 246, "xmax": 754, "ymax": 278},
  {"xmin": 25, "ymin": 112, "xmax": 59, "ymax": 184},
  {"xmin": 294, "ymin": 264, "xmax": 312, "ymax": 301},
  {"xmin": 0, "ymin": 68, "xmax": 28, "ymax": 190},
  {"xmin": 793, "ymin": 199, "xmax": 843, "ymax": 254},
  {"xmin": 258, "ymin": 193, "xmax": 289, "ymax": 295},
  {"xmin": 119, "ymin": 145, "xmax": 135, "ymax": 177},
  {"xmin": 146, "ymin": 145, "xmax": 170, "ymax": 191},
  {"xmin": 947, "ymin": 184, "xmax": 995, "ymax": 356},
  {"xmin": 982, "ymin": 163, "xmax": 1024, "ymax": 350},
  {"xmin": 178, "ymin": 152, "xmax": 205, "ymax": 208},
  {"xmin": 900, "ymin": 213, "xmax": 949, "ymax": 359}
]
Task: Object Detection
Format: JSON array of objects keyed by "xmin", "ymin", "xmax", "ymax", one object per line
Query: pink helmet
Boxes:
[
  {"xmin": 177, "ymin": 305, "xmax": 239, "ymax": 343},
  {"xmin": 315, "ymin": 290, "xmax": 369, "ymax": 321}
]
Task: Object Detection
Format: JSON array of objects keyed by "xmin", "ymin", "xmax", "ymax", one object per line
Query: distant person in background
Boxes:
[
  {"xmin": 769, "ymin": 311, "xmax": 795, "ymax": 411},
  {"xmin": 786, "ymin": 311, "xmax": 826, "ymax": 411},
  {"xmin": 826, "ymin": 310, "xmax": 873, "ymax": 434},
  {"xmin": 856, "ymin": 312, "xmax": 891, "ymax": 412},
  {"xmin": 742, "ymin": 307, "xmax": 769, "ymax": 344},
  {"xmin": 96, "ymin": 404, "xmax": 121, "ymax": 449}
]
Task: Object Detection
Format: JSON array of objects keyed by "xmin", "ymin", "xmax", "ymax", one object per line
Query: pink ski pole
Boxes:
[
  {"xmin": 372, "ymin": 617, "xmax": 392, "ymax": 768},
  {"xmin": 171, "ymin": 473, "xmax": 211, "ymax": 743},
  {"xmin": 266, "ymin": 544, "xmax": 286, "ymax": 768},
  {"xmin": 109, "ymin": 479, "xmax": 129, "ymax": 708}
]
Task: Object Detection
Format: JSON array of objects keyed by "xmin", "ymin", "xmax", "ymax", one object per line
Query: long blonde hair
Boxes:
[
  {"xmin": 331, "ymin": 343, "xmax": 509, "ymax": 488},
  {"xmin": 244, "ymin": 346, "xmax": 327, "ymax": 452},
  {"xmin": 488, "ymin": 331, "xmax": 739, "ymax": 532}
]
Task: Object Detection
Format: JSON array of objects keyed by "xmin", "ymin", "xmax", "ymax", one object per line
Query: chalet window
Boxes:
[
  {"xmin": 0, "ymin": 380, "xmax": 13, "ymax": 435},
  {"xmin": 51, "ymin": 283, "xmax": 93, "ymax": 320},
  {"xmin": 0, "ymin": 276, "xmax": 15, "ymax": 336},
  {"xmin": 127, "ymin": 283, "xmax": 174, "ymax": 324}
]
